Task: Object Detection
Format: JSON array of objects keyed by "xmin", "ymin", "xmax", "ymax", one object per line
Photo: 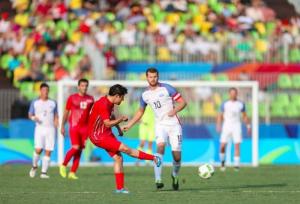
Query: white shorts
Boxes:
[
  {"xmin": 155, "ymin": 124, "xmax": 182, "ymax": 151},
  {"xmin": 34, "ymin": 126, "xmax": 56, "ymax": 151},
  {"xmin": 220, "ymin": 125, "xmax": 242, "ymax": 144}
]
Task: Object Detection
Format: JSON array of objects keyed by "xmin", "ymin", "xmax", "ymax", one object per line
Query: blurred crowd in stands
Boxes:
[{"xmin": 0, "ymin": 0, "xmax": 300, "ymax": 85}]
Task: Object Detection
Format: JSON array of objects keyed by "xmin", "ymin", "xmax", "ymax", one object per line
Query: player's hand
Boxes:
[
  {"xmin": 121, "ymin": 116, "xmax": 128, "ymax": 122},
  {"xmin": 34, "ymin": 116, "xmax": 42, "ymax": 124},
  {"xmin": 216, "ymin": 124, "xmax": 222, "ymax": 133},
  {"xmin": 247, "ymin": 127, "xmax": 251, "ymax": 136},
  {"xmin": 168, "ymin": 109, "xmax": 176, "ymax": 117},
  {"xmin": 61, "ymin": 126, "xmax": 66, "ymax": 136},
  {"xmin": 121, "ymin": 125, "xmax": 130, "ymax": 132}
]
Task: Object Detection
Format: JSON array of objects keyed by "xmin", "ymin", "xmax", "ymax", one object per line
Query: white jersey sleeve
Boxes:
[
  {"xmin": 221, "ymin": 100, "xmax": 246, "ymax": 125},
  {"xmin": 29, "ymin": 98, "xmax": 58, "ymax": 127},
  {"xmin": 141, "ymin": 83, "xmax": 181, "ymax": 125}
]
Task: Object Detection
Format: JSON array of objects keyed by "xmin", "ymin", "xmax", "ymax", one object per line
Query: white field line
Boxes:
[{"xmin": 1, "ymin": 190, "xmax": 300, "ymax": 194}]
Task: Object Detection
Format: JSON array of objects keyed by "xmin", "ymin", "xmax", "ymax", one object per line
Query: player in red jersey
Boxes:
[
  {"xmin": 59, "ymin": 79, "xmax": 94, "ymax": 179},
  {"xmin": 88, "ymin": 84, "xmax": 161, "ymax": 194}
]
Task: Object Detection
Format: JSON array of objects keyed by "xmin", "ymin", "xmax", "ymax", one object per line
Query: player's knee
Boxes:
[
  {"xmin": 220, "ymin": 144, "xmax": 226, "ymax": 152},
  {"xmin": 156, "ymin": 143, "xmax": 165, "ymax": 153},
  {"xmin": 114, "ymin": 155, "xmax": 123, "ymax": 163},
  {"xmin": 45, "ymin": 151, "xmax": 52, "ymax": 157},
  {"xmin": 123, "ymin": 147, "xmax": 131, "ymax": 154},
  {"xmin": 72, "ymin": 145, "xmax": 80, "ymax": 150},
  {"xmin": 35, "ymin": 149, "xmax": 42, "ymax": 154},
  {"xmin": 120, "ymin": 145, "xmax": 131, "ymax": 154},
  {"xmin": 174, "ymin": 157, "xmax": 181, "ymax": 162}
]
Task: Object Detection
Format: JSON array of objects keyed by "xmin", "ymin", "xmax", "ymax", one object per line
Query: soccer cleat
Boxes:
[
  {"xmin": 115, "ymin": 188, "xmax": 130, "ymax": 194},
  {"xmin": 68, "ymin": 172, "xmax": 79, "ymax": 180},
  {"xmin": 40, "ymin": 173, "xmax": 50, "ymax": 179},
  {"xmin": 171, "ymin": 175, "xmax": 179, "ymax": 190},
  {"xmin": 29, "ymin": 166, "xmax": 37, "ymax": 178},
  {"xmin": 234, "ymin": 166, "xmax": 240, "ymax": 172},
  {"xmin": 155, "ymin": 180, "xmax": 164, "ymax": 190},
  {"xmin": 59, "ymin": 165, "xmax": 67, "ymax": 178},
  {"xmin": 154, "ymin": 156, "xmax": 162, "ymax": 167}
]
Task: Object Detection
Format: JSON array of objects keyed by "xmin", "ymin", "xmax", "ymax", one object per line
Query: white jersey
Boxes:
[
  {"xmin": 140, "ymin": 83, "xmax": 181, "ymax": 126},
  {"xmin": 28, "ymin": 98, "xmax": 58, "ymax": 127},
  {"xmin": 220, "ymin": 99, "xmax": 246, "ymax": 126}
]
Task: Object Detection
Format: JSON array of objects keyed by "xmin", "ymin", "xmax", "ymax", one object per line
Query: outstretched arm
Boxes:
[
  {"xmin": 103, "ymin": 115, "xmax": 128, "ymax": 128},
  {"xmin": 111, "ymin": 114, "xmax": 124, "ymax": 136},
  {"xmin": 122, "ymin": 107, "xmax": 145, "ymax": 131}
]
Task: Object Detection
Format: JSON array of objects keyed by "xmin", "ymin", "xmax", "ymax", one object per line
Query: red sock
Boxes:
[
  {"xmin": 70, "ymin": 150, "xmax": 82, "ymax": 173},
  {"xmin": 63, "ymin": 148, "xmax": 77, "ymax": 166},
  {"xmin": 138, "ymin": 150, "xmax": 154, "ymax": 161},
  {"xmin": 115, "ymin": 173, "xmax": 124, "ymax": 190}
]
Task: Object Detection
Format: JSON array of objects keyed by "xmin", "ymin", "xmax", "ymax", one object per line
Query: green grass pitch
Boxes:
[{"xmin": 1, "ymin": 165, "xmax": 300, "ymax": 204}]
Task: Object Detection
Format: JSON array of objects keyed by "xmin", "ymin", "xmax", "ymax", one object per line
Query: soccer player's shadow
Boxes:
[
  {"xmin": 157, "ymin": 183, "xmax": 287, "ymax": 192},
  {"xmin": 221, "ymin": 183, "xmax": 287, "ymax": 189}
]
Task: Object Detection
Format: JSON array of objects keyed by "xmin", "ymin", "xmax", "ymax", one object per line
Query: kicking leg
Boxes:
[
  {"xmin": 136, "ymin": 139, "xmax": 146, "ymax": 166},
  {"xmin": 118, "ymin": 143, "xmax": 159, "ymax": 162}
]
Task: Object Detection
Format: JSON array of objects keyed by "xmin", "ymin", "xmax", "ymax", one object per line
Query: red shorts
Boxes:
[
  {"xmin": 69, "ymin": 126, "xmax": 88, "ymax": 148},
  {"xmin": 89, "ymin": 133, "xmax": 122, "ymax": 157}
]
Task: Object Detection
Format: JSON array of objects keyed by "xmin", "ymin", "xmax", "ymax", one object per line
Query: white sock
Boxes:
[
  {"xmin": 33, "ymin": 152, "xmax": 40, "ymax": 167},
  {"xmin": 234, "ymin": 156, "xmax": 240, "ymax": 167},
  {"xmin": 41, "ymin": 156, "xmax": 50, "ymax": 174},
  {"xmin": 172, "ymin": 161, "xmax": 181, "ymax": 177},
  {"xmin": 220, "ymin": 153, "xmax": 225, "ymax": 162},
  {"xmin": 154, "ymin": 153, "xmax": 163, "ymax": 182}
]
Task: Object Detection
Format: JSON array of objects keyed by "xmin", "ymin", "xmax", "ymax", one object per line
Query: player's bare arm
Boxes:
[
  {"xmin": 168, "ymin": 97, "xmax": 187, "ymax": 117},
  {"xmin": 122, "ymin": 107, "xmax": 145, "ymax": 131},
  {"xmin": 60, "ymin": 109, "xmax": 70, "ymax": 136},
  {"xmin": 216, "ymin": 112, "xmax": 223, "ymax": 132},
  {"xmin": 103, "ymin": 115, "xmax": 128, "ymax": 128},
  {"xmin": 242, "ymin": 112, "xmax": 251, "ymax": 135},
  {"xmin": 54, "ymin": 114, "xmax": 59, "ymax": 128},
  {"xmin": 28, "ymin": 113, "xmax": 42, "ymax": 123},
  {"xmin": 111, "ymin": 114, "xmax": 124, "ymax": 136}
]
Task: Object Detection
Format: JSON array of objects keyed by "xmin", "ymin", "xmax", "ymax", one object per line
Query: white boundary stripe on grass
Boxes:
[
  {"xmin": 0, "ymin": 192, "xmax": 99, "ymax": 194},
  {"xmin": 1, "ymin": 190, "xmax": 300, "ymax": 194},
  {"xmin": 49, "ymin": 162, "xmax": 255, "ymax": 167}
]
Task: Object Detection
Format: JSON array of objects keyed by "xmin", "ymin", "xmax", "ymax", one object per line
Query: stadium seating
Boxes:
[
  {"xmin": 277, "ymin": 74, "xmax": 292, "ymax": 89},
  {"xmin": 291, "ymin": 74, "xmax": 300, "ymax": 88}
]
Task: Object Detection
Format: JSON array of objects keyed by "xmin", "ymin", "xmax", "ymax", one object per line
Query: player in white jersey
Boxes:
[
  {"xmin": 28, "ymin": 83, "xmax": 58, "ymax": 178},
  {"xmin": 123, "ymin": 68, "xmax": 187, "ymax": 190},
  {"xmin": 216, "ymin": 87, "xmax": 251, "ymax": 171}
]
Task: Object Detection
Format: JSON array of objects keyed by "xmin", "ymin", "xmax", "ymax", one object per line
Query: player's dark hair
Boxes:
[
  {"xmin": 109, "ymin": 84, "xmax": 128, "ymax": 96},
  {"xmin": 229, "ymin": 87, "xmax": 238, "ymax": 93},
  {"xmin": 146, "ymin": 67, "xmax": 159, "ymax": 76},
  {"xmin": 40, "ymin": 82, "xmax": 49, "ymax": 90},
  {"xmin": 78, "ymin": 78, "xmax": 89, "ymax": 86}
]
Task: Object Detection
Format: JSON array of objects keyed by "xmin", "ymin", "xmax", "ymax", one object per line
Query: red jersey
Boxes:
[
  {"xmin": 88, "ymin": 96, "xmax": 114, "ymax": 141},
  {"xmin": 66, "ymin": 93, "xmax": 94, "ymax": 128}
]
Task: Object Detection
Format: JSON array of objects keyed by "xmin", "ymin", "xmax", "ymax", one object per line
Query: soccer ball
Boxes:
[{"xmin": 198, "ymin": 164, "xmax": 215, "ymax": 179}]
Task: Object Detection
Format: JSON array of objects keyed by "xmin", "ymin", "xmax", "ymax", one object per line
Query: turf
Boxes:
[{"xmin": 1, "ymin": 165, "xmax": 300, "ymax": 204}]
